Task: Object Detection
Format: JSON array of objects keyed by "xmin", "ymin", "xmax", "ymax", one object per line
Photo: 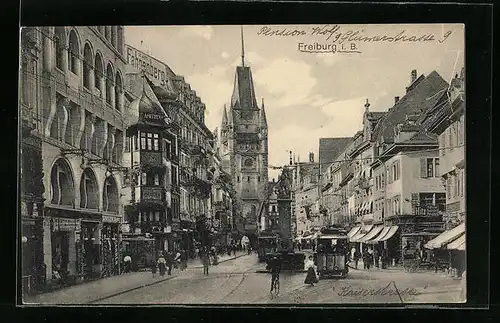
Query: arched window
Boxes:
[
  {"xmin": 50, "ymin": 158, "xmax": 74, "ymax": 206},
  {"xmin": 54, "ymin": 27, "xmax": 66, "ymax": 70},
  {"xmin": 115, "ymin": 71, "xmax": 123, "ymax": 111},
  {"xmin": 80, "ymin": 168, "xmax": 99, "ymax": 209},
  {"xmin": 68, "ymin": 30, "xmax": 80, "ymax": 75},
  {"xmin": 50, "ymin": 97, "xmax": 68, "ymax": 141},
  {"xmin": 103, "ymin": 175, "xmax": 119, "ymax": 213},
  {"xmin": 117, "ymin": 27, "xmax": 124, "ymax": 54},
  {"xmin": 111, "ymin": 26, "xmax": 117, "ymax": 47},
  {"xmin": 94, "ymin": 53, "xmax": 104, "ymax": 97},
  {"xmin": 105, "ymin": 26, "xmax": 111, "ymax": 40},
  {"xmin": 106, "ymin": 63, "xmax": 114, "ymax": 105},
  {"xmin": 83, "ymin": 43, "xmax": 93, "ymax": 89}
]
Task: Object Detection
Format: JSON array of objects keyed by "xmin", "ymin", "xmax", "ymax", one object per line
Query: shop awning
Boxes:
[
  {"xmin": 122, "ymin": 236, "xmax": 155, "ymax": 242},
  {"xmin": 358, "ymin": 225, "xmax": 384, "ymax": 242},
  {"xmin": 378, "ymin": 226, "xmax": 399, "ymax": 242},
  {"xmin": 424, "ymin": 223, "xmax": 465, "ymax": 249},
  {"xmin": 367, "ymin": 226, "xmax": 391, "ymax": 243},
  {"xmin": 347, "ymin": 226, "xmax": 361, "ymax": 238},
  {"xmin": 350, "ymin": 224, "xmax": 374, "ymax": 243},
  {"xmin": 446, "ymin": 233, "xmax": 466, "ymax": 251},
  {"xmin": 319, "ymin": 234, "xmax": 348, "ymax": 239}
]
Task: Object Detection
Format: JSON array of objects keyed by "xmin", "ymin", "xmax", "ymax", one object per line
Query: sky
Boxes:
[{"xmin": 124, "ymin": 24, "xmax": 464, "ymax": 180}]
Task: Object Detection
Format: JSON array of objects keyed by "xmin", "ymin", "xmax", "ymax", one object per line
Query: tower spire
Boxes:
[{"xmin": 241, "ymin": 26, "xmax": 245, "ymax": 67}]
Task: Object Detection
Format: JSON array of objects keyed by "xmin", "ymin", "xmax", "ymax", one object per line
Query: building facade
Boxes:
[
  {"xmin": 20, "ymin": 27, "xmax": 46, "ymax": 293},
  {"xmin": 427, "ymin": 69, "xmax": 466, "ymax": 228},
  {"xmin": 37, "ymin": 26, "xmax": 127, "ymax": 282},
  {"xmin": 219, "ymin": 35, "xmax": 268, "ymax": 243},
  {"xmin": 292, "ymin": 153, "xmax": 319, "ymax": 236}
]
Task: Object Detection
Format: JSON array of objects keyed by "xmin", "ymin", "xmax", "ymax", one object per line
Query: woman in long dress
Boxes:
[
  {"xmin": 304, "ymin": 256, "xmax": 318, "ymax": 286},
  {"xmin": 157, "ymin": 253, "xmax": 166, "ymax": 277}
]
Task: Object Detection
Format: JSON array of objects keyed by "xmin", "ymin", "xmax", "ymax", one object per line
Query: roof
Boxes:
[
  {"xmin": 231, "ymin": 66, "xmax": 259, "ymax": 111},
  {"xmin": 318, "ymin": 137, "xmax": 353, "ymax": 168},
  {"xmin": 366, "ymin": 111, "xmax": 385, "ymax": 120},
  {"xmin": 372, "ymin": 71, "xmax": 449, "ymax": 144}
]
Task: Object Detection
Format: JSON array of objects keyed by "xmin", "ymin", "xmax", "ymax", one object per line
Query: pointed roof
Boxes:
[
  {"xmin": 319, "ymin": 137, "xmax": 353, "ymax": 168},
  {"xmin": 372, "ymin": 70, "xmax": 448, "ymax": 144},
  {"xmin": 221, "ymin": 104, "xmax": 228, "ymax": 129},
  {"xmin": 260, "ymin": 98, "xmax": 267, "ymax": 126},
  {"xmin": 231, "ymin": 66, "xmax": 259, "ymax": 111}
]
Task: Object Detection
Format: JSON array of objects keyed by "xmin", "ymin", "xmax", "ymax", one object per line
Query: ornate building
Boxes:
[
  {"xmin": 36, "ymin": 26, "xmax": 127, "ymax": 283},
  {"xmin": 219, "ymin": 29, "xmax": 268, "ymax": 244}
]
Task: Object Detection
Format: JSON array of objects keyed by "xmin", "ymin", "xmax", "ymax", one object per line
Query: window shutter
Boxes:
[{"xmin": 420, "ymin": 158, "xmax": 427, "ymax": 178}]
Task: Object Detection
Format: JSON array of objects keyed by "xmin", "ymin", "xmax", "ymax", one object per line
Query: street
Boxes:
[{"xmin": 93, "ymin": 253, "xmax": 465, "ymax": 304}]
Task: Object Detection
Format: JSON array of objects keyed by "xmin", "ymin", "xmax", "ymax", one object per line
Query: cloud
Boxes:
[
  {"xmin": 231, "ymin": 51, "xmax": 265, "ymax": 67},
  {"xmin": 253, "ymin": 58, "xmax": 317, "ymax": 108},
  {"xmin": 267, "ymin": 97, "xmax": 365, "ymax": 171},
  {"xmin": 186, "ymin": 65, "xmax": 233, "ymax": 131},
  {"xmin": 179, "ymin": 26, "xmax": 214, "ymax": 40},
  {"xmin": 315, "ymin": 53, "xmax": 342, "ymax": 66},
  {"xmin": 221, "ymin": 51, "xmax": 229, "ymax": 59}
]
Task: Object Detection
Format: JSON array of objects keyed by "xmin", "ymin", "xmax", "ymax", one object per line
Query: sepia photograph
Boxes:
[{"xmin": 19, "ymin": 24, "xmax": 466, "ymax": 305}]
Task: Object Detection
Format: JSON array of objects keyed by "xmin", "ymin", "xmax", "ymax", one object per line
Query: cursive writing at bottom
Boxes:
[{"xmin": 333, "ymin": 282, "xmax": 420, "ymax": 297}]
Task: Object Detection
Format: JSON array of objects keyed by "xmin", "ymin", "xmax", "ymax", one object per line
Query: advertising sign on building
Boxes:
[{"xmin": 126, "ymin": 45, "xmax": 170, "ymax": 87}]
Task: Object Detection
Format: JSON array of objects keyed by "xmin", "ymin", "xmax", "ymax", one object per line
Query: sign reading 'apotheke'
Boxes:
[{"xmin": 126, "ymin": 45, "xmax": 169, "ymax": 87}]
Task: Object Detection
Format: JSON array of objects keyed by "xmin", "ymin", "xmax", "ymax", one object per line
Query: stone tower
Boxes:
[{"xmin": 219, "ymin": 27, "xmax": 269, "ymax": 239}]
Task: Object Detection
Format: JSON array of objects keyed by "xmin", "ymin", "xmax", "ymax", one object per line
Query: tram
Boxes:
[{"xmin": 314, "ymin": 226, "xmax": 349, "ymax": 279}]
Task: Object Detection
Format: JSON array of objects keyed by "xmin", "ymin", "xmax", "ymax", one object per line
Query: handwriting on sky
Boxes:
[{"xmin": 257, "ymin": 25, "xmax": 453, "ymax": 44}]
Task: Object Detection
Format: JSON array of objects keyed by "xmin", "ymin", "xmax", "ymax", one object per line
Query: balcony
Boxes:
[
  {"xmin": 358, "ymin": 177, "xmax": 373, "ymax": 189},
  {"xmin": 141, "ymin": 151, "xmax": 163, "ymax": 168},
  {"xmin": 140, "ymin": 186, "xmax": 165, "ymax": 203}
]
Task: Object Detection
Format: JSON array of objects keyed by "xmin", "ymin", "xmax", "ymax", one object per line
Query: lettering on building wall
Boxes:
[{"xmin": 126, "ymin": 45, "xmax": 168, "ymax": 87}]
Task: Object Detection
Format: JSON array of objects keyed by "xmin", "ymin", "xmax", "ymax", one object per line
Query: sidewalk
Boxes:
[{"xmin": 23, "ymin": 251, "xmax": 247, "ymax": 305}]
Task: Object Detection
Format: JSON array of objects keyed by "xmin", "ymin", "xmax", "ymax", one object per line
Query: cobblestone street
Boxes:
[{"xmin": 26, "ymin": 252, "xmax": 464, "ymax": 305}]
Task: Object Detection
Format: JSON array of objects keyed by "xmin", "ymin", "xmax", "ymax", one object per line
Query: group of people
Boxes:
[
  {"xmin": 151, "ymin": 250, "xmax": 190, "ymax": 277},
  {"xmin": 348, "ymin": 247, "xmax": 390, "ymax": 270}
]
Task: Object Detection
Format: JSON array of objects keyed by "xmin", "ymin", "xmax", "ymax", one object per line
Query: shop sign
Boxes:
[
  {"xmin": 126, "ymin": 45, "xmax": 169, "ymax": 87},
  {"xmin": 103, "ymin": 215, "xmax": 121, "ymax": 224},
  {"xmin": 52, "ymin": 218, "xmax": 81, "ymax": 232}
]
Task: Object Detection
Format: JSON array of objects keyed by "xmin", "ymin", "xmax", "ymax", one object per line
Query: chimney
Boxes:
[
  {"xmin": 309, "ymin": 152, "xmax": 314, "ymax": 163},
  {"xmin": 394, "ymin": 96, "xmax": 400, "ymax": 104},
  {"xmin": 411, "ymin": 69, "xmax": 417, "ymax": 83}
]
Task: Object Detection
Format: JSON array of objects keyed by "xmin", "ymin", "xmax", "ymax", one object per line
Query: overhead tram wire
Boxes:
[{"xmin": 268, "ymin": 144, "xmax": 464, "ymax": 170}]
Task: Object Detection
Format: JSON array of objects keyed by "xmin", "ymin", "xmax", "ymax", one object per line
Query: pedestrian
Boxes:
[
  {"xmin": 374, "ymin": 249, "xmax": 380, "ymax": 269},
  {"xmin": 157, "ymin": 253, "xmax": 166, "ymax": 277},
  {"xmin": 151, "ymin": 259, "xmax": 157, "ymax": 278},
  {"xmin": 353, "ymin": 249, "xmax": 360, "ymax": 269},
  {"xmin": 366, "ymin": 249, "xmax": 373, "ymax": 270},
  {"xmin": 181, "ymin": 249, "xmax": 188, "ymax": 270},
  {"xmin": 174, "ymin": 250, "xmax": 181, "ymax": 269},
  {"xmin": 304, "ymin": 256, "xmax": 318, "ymax": 286},
  {"xmin": 166, "ymin": 251, "xmax": 173, "ymax": 275},
  {"xmin": 433, "ymin": 251, "xmax": 440, "ymax": 273},
  {"xmin": 123, "ymin": 255, "xmax": 132, "ymax": 273},
  {"xmin": 202, "ymin": 247, "xmax": 210, "ymax": 275}
]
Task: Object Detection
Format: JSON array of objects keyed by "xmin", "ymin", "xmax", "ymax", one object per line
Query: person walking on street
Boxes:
[
  {"xmin": 202, "ymin": 247, "xmax": 210, "ymax": 275},
  {"xmin": 353, "ymin": 249, "xmax": 360, "ymax": 269},
  {"xmin": 174, "ymin": 250, "xmax": 181, "ymax": 269},
  {"xmin": 181, "ymin": 249, "xmax": 188, "ymax": 270},
  {"xmin": 166, "ymin": 251, "xmax": 173, "ymax": 275},
  {"xmin": 157, "ymin": 253, "xmax": 166, "ymax": 277},
  {"xmin": 123, "ymin": 255, "xmax": 132, "ymax": 273},
  {"xmin": 151, "ymin": 259, "xmax": 157, "ymax": 278},
  {"xmin": 304, "ymin": 256, "xmax": 318, "ymax": 286},
  {"xmin": 374, "ymin": 249, "xmax": 380, "ymax": 269}
]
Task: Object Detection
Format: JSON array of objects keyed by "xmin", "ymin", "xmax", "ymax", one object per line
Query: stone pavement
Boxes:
[{"xmin": 23, "ymin": 251, "xmax": 247, "ymax": 305}]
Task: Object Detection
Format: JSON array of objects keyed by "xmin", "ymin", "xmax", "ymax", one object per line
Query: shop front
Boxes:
[
  {"xmin": 101, "ymin": 215, "xmax": 121, "ymax": 277},
  {"xmin": 21, "ymin": 215, "xmax": 45, "ymax": 295}
]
